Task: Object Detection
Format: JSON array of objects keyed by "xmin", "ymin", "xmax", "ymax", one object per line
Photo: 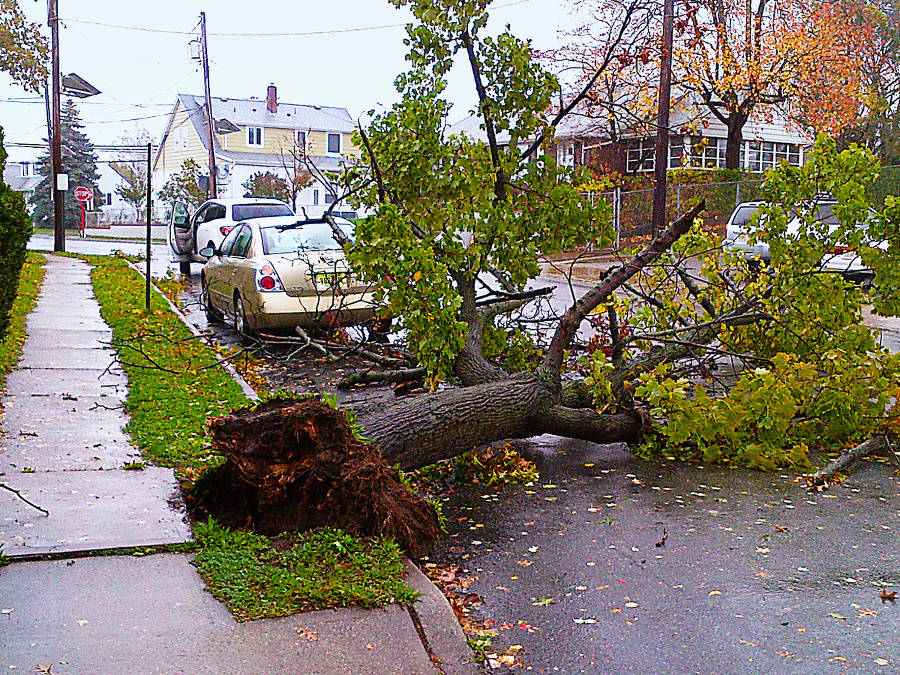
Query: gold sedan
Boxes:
[{"xmin": 199, "ymin": 215, "xmax": 378, "ymax": 335}]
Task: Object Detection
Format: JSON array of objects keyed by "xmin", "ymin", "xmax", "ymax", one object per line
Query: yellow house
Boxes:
[{"xmin": 153, "ymin": 85, "xmax": 360, "ymax": 212}]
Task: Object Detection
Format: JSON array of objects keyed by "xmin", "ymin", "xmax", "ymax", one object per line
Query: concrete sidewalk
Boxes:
[{"xmin": 0, "ymin": 255, "xmax": 477, "ymax": 674}]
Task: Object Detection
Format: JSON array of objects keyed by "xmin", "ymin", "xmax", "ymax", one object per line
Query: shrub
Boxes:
[{"xmin": 0, "ymin": 127, "xmax": 34, "ymax": 340}]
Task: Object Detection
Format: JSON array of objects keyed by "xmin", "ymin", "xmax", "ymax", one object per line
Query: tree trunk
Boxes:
[
  {"xmin": 724, "ymin": 114, "xmax": 748, "ymax": 170},
  {"xmin": 356, "ymin": 373, "xmax": 643, "ymax": 471}
]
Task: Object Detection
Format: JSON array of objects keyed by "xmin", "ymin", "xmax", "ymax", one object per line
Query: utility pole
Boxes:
[
  {"xmin": 200, "ymin": 12, "xmax": 217, "ymax": 199},
  {"xmin": 651, "ymin": 0, "xmax": 675, "ymax": 237},
  {"xmin": 49, "ymin": 0, "xmax": 65, "ymax": 252}
]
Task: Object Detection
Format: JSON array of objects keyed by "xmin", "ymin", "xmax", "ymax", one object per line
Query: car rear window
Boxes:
[
  {"xmin": 729, "ymin": 204, "xmax": 760, "ymax": 229},
  {"xmin": 260, "ymin": 221, "xmax": 355, "ymax": 254},
  {"xmin": 231, "ymin": 203, "xmax": 293, "ymax": 220}
]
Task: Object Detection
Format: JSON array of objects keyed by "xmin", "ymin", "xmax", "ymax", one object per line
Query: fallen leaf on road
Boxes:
[
  {"xmin": 517, "ymin": 560, "xmax": 533, "ymax": 567},
  {"xmin": 756, "ymin": 547, "xmax": 770, "ymax": 554},
  {"xmin": 611, "ymin": 608, "xmax": 622, "ymax": 613},
  {"xmin": 625, "ymin": 602, "xmax": 639, "ymax": 608},
  {"xmin": 297, "ymin": 628, "xmax": 318, "ymax": 641},
  {"xmin": 528, "ymin": 546, "xmax": 539, "ymax": 553},
  {"xmin": 573, "ymin": 618, "xmax": 597, "ymax": 624},
  {"xmin": 828, "ymin": 612, "xmax": 847, "ymax": 620},
  {"xmin": 366, "ymin": 643, "xmax": 375, "ymax": 650},
  {"xmin": 881, "ymin": 589, "xmax": 897, "ymax": 601},
  {"xmin": 76, "ymin": 619, "xmax": 89, "ymax": 626},
  {"xmin": 708, "ymin": 590, "xmax": 722, "ymax": 596},
  {"xmin": 858, "ymin": 608, "xmax": 877, "ymax": 617},
  {"xmin": 777, "ymin": 651, "xmax": 795, "ymax": 659},
  {"xmin": 531, "ymin": 597, "xmax": 554, "ymax": 607},
  {"xmin": 875, "ymin": 658, "xmax": 890, "ymax": 666},
  {"xmin": 655, "ymin": 528, "xmax": 668, "ymax": 548},
  {"xmin": 737, "ymin": 639, "xmax": 758, "ymax": 647}
]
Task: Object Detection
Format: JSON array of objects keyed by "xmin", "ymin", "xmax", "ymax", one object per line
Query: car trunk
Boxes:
[{"xmin": 270, "ymin": 251, "xmax": 361, "ymax": 298}]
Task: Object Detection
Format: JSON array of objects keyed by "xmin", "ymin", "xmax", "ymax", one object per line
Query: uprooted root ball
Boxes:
[{"xmin": 187, "ymin": 397, "xmax": 442, "ymax": 556}]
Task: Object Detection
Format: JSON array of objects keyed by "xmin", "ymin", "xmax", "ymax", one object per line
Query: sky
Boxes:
[{"xmin": 0, "ymin": 0, "xmax": 572, "ymax": 162}]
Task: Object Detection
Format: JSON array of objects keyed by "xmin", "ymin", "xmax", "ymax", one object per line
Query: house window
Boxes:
[
  {"xmin": 105, "ymin": 193, "xmax": 113, "ymax": 206},
  {"xmin": 174, "ymin": 127, "xmax": 188, "ymax": 151},
  {"xmin": 743, "ymin": 140, "xmax": 801, "ymax": 172},
  {"xmin": 690, "ymin": 137, "xmax": 727, "ymax": 169},
  {"xmin": 324, "ymin": 193, "xmax": 334, "ymax": 204},
  {"xmin": 248, "ymin": 127, "xmax": 263, "ymax": 146},
  {"xmin": 21, "ymin": 163, "xmax": 29, "ymax": 177},
  {"xmin": 297, "ymin": 130, "xmax": 307, "ymax": 152},
  {"xmin": 327, "ymin": 133, "xmax": 341, "ymax": 154},
  {"xmin": 625, "ymin": 139, "xmax": 655, "ymax": 173},
  {"xmin": 313, "ymin": 189, "xmax": 319, "ymax": 205},
  {"xmin": 668, "ymin": 138, "xmax": 686, "ymax": 168}
]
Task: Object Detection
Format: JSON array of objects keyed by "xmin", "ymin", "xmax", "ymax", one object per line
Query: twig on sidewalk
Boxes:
[{"xmin": 1, "ymin": 482, "xmax": 49, "ymax": 516}]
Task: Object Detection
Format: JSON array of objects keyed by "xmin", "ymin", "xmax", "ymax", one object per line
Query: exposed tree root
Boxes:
[{"xmin": 187, "ymin": 398, "xmax": 442, "ymax": 556}]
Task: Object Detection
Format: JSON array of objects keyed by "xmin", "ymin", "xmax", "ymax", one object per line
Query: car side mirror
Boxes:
[{"xmin": 199, "ymin": 246, "xmax": 217, "ymax": 258}]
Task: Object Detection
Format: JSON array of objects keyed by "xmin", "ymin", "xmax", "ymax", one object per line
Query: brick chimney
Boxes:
[{"xmin": 266, "ymin": 84, "xmax": 277, "ymax": 113}]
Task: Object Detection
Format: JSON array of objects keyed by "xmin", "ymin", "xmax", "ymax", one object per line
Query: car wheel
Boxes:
[
  {"xmin": 179, "ymin": 261, "xmax": 192, "ymax": 276},
  {"xmin": 201, "ymin": 274, "xmax": 222, "ymax": 323},
  {"xmin": 233, "ymin": 293, "xmax": 254, "ymax": 344}
]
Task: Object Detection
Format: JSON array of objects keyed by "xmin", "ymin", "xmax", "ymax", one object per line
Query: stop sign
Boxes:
[{"xmin": 74, "ymin": 186, "xmax": 92, "ymax": 202}]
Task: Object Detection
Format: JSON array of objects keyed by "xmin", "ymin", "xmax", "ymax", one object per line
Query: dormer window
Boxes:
[{"xmin": 248, "ymin": 126, "xmax": 263, "ymax": 146}]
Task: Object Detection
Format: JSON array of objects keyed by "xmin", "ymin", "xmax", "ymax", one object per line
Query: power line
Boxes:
[{"xmin": 61, "ymin": 1, "xmax": 535, "ymax": 38}]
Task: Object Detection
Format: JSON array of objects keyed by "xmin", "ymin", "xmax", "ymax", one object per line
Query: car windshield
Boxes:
[
  {"xmin": 260, "ymin": 221, "xmax": 355, "ymax": 254},
  {"xmin": 231, "ymin": 203, "xmax": 293, "ymax": 220}
]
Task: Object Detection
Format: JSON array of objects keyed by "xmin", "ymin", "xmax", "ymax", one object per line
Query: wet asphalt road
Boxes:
[{"xmin": 429, "ymin": 438, "xmax": 900, "ymax": 674}]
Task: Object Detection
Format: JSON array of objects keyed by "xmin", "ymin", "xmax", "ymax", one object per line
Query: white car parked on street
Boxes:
[
  {"xmin": 723, "ymin": 199, "xmax": 881, "ymax": 282},
  {"xmin": 168, "ymin": 197, "xmax": 293, "ymax": 274}
]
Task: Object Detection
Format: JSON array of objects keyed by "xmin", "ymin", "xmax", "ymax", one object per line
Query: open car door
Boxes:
[{"xmin": 168, "ymin": 201, "xmax": 194, "ymax": 274}]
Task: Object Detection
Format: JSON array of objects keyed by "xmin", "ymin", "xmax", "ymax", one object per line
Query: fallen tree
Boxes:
[{"xmin": 206, "ymin": 1, "xmax": 900, "ymax": 496}]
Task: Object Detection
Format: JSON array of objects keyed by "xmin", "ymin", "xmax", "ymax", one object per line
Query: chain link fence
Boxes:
[{"xmin": 583, "ymin": 177, "xmax": 765, "ymax": 250}]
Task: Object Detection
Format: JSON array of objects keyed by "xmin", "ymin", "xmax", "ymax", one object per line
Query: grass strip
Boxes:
[
  {"xmin": 0, "ymin": 253, "xmax": 45, "ymax": 394},
  {"xmin": 88, "ymin": 256, "xmax": 250, "ymax": 477},
  {"xmin": 88, "ymin": 256, "xmax": 416, "ymax": 615},
  {"xmin": 194, "ymin": 520, "xmax": 418, "ymax": 620}
]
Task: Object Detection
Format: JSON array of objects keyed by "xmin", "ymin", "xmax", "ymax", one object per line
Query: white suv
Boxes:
[
  {"xmin": 723, "ymin": 199, "xmax": 879, "ymax": 282},
  {"xmin": 169, "ymin": 197, "xmax": 293, "ymax": 274}
]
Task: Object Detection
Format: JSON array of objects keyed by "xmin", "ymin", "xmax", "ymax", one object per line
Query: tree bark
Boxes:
[
  {"xmin": 724, "ymin": 113, "xmax": 748, "ymax": 170},
  {"xmin": 355, "ymin": 373, "xmax": 643, "ymax": 471}
]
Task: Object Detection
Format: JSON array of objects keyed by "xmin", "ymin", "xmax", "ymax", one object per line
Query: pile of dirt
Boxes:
[{"xmin": 187, "ymin": 397, "xmax": 442, "ymax": 556}]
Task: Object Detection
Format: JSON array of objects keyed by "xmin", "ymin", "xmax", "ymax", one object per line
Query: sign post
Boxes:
[{"xmin": 74, "ymin": 186, "xmax": 92, "ymax": 238}]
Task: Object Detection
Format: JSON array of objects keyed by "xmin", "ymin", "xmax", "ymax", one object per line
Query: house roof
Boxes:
[
  {"xmin": 3, "ymin": 165, "xmax": 42, "ymax": 192},
  {"xmin": 447, "ymin": 113, "xmax": 610, "ymax": 145},
  {"xmin": 214, "ymin": 150, "xmax": 351, "ymax": 172}
]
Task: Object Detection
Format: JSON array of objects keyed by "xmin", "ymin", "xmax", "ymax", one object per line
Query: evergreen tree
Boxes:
[{"xmin": 30, "ymin": 98, "xmax": 100, "ymax": 228}]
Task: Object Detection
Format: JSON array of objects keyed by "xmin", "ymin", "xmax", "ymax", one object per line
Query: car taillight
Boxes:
[
  {"xmin": 830, "ymin": 245, "xmax": 853, "ymax": 255},
  {"xmin": 220, "ymin": 225, "xmax": 234, "ymax": 236},
  {"xmin": 255, "ymin": 261, "xmax": 285, "ymax": 292}
]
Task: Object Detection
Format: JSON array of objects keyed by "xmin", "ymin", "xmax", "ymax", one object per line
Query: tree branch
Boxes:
[{"xmin": 538, "ymin": 200, "xmax": 706, "ymax": 385}]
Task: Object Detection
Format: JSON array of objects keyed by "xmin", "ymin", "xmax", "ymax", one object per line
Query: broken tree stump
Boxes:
[{"xmin": 187, "ymin": 397, "xmax": 442, "ymax": 556}]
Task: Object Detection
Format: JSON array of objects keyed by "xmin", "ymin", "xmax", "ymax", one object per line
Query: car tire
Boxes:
[
  {"xmin": 179, "ymin": 261, "xmax": 192, "ymax": 276},
  {"xmin": 233, "ymin": 293, "xmax": 254, "ymax": 345},
  {"xmin": 201, "ymin": 274, "xmax": 222, "ymax": 323}
]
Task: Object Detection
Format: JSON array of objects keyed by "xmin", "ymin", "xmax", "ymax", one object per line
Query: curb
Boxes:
[{"xmin": 405, "ymin": 561, "xmax": 484, "ymax": 675}]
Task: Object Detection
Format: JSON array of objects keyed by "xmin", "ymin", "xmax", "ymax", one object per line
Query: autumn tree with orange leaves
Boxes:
[{"xmin": 553, "ymin": 0, "xmax": 876, "ymax": 169}]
